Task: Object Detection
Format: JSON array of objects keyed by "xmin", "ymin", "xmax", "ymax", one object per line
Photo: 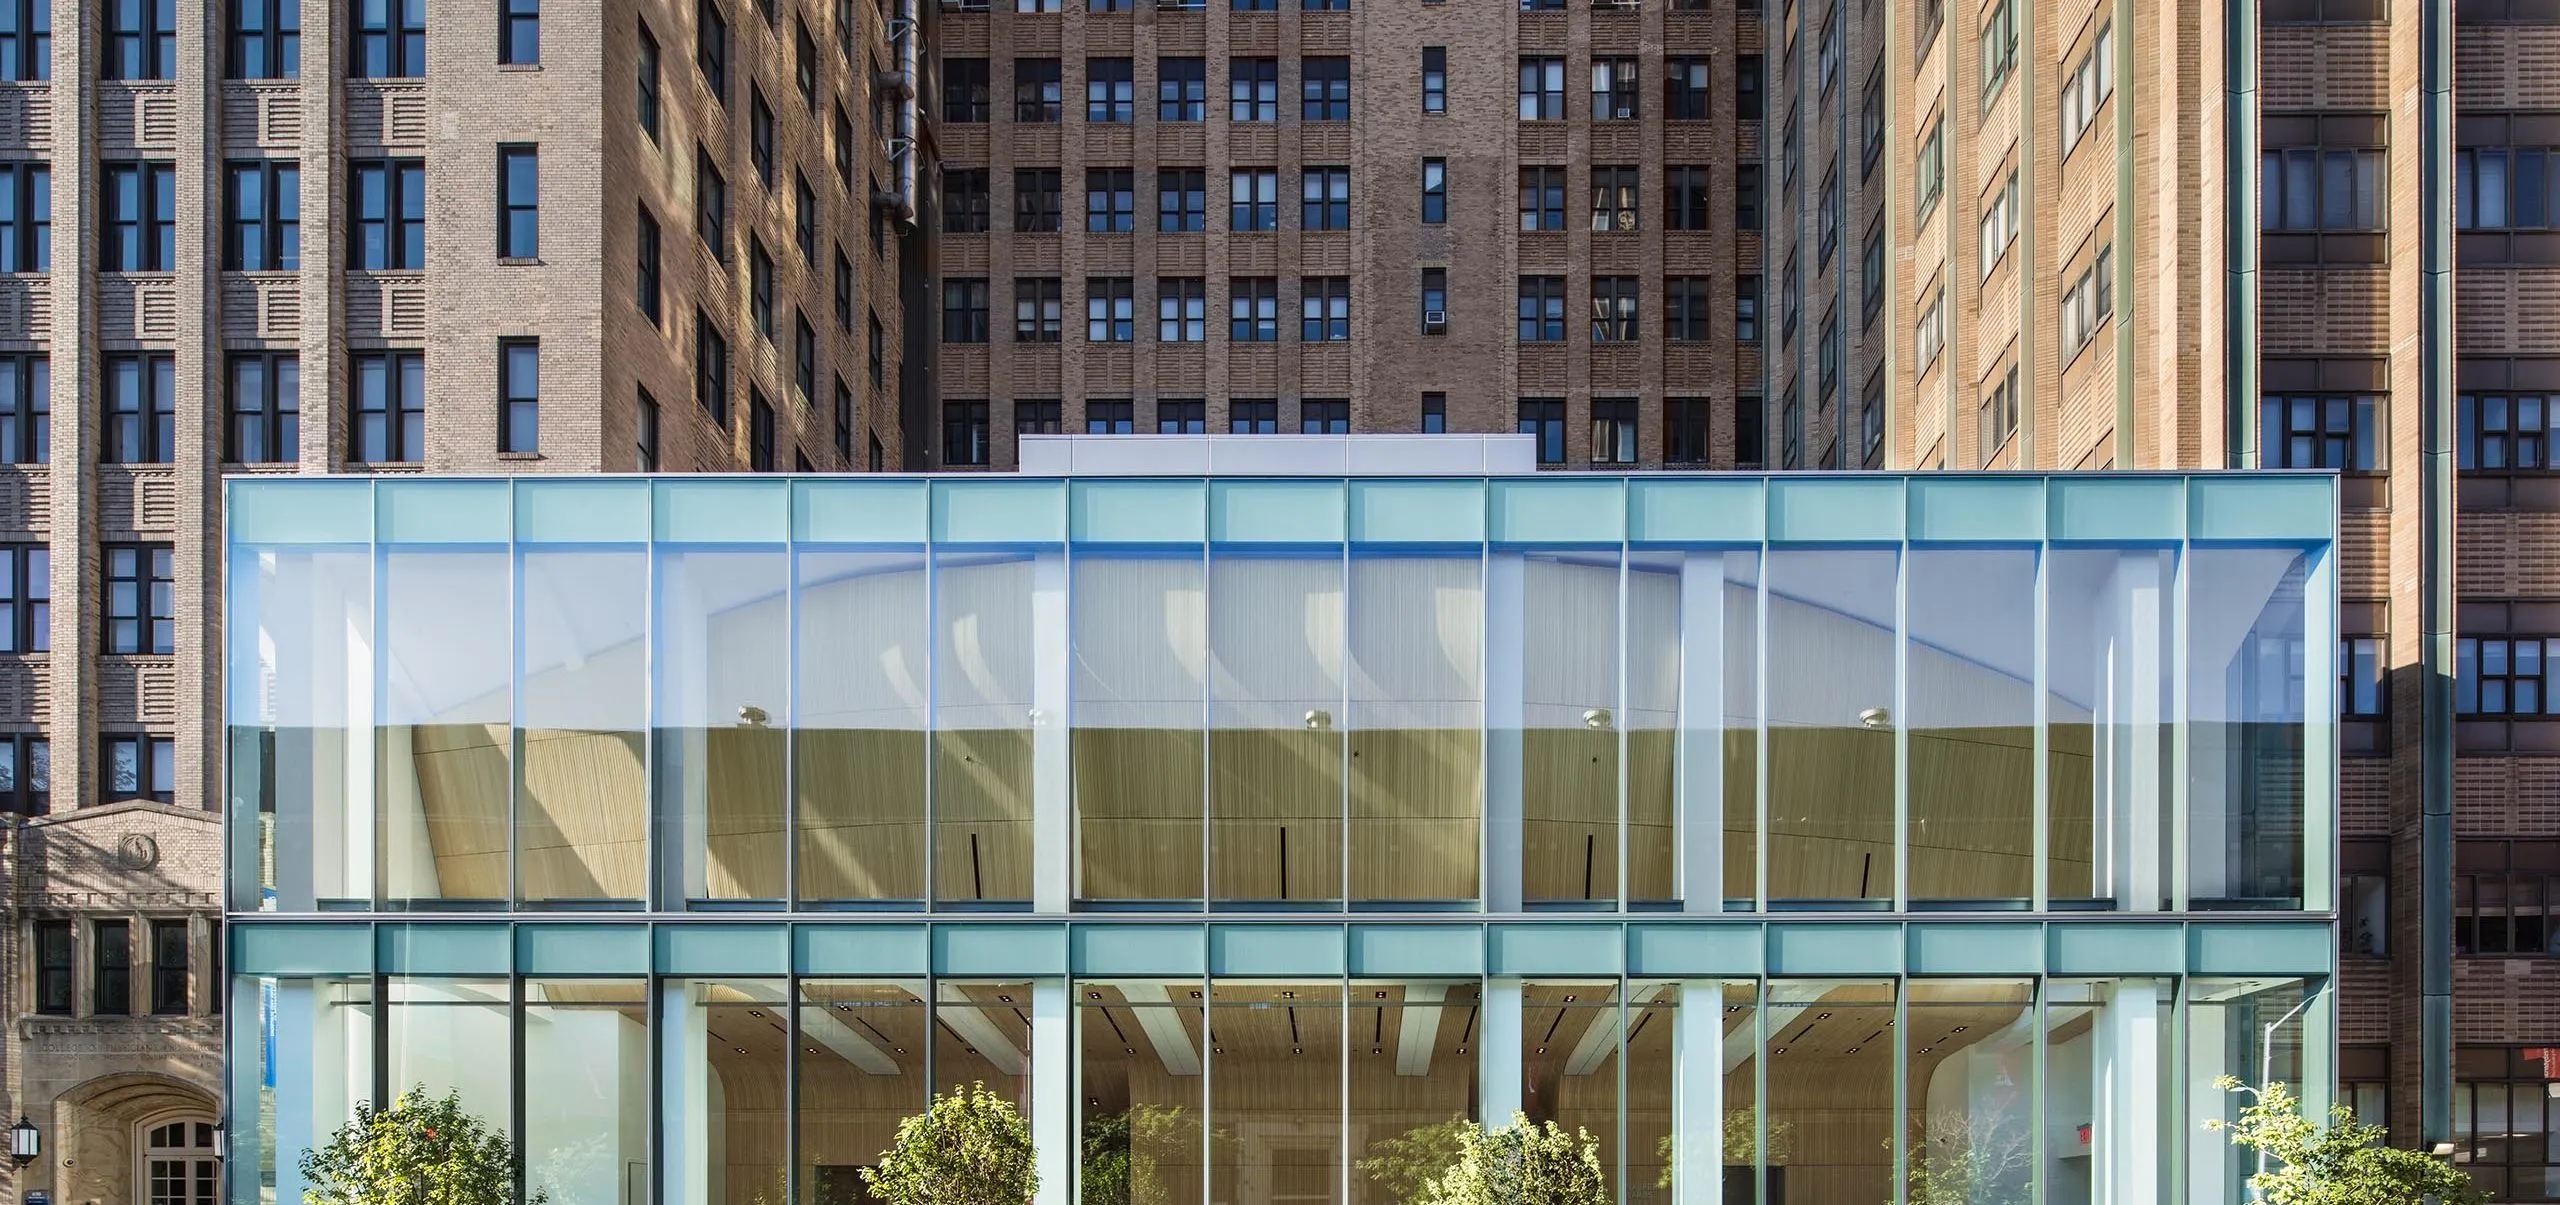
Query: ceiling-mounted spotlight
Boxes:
[
  {"xmin": 1859, "ymin": 706, "xmax": 1892, "ymax": 731},
  {"xmin": 1583, "ymin": 708, "xmax": 1612, "ymax": 729},
  {"xmin": 738, "ymin": 704, "xmax": 771, "ymax": 727},
  {"xmin": 1306, "ymin": 709, "xmax": 1333, "ymax": 731}
]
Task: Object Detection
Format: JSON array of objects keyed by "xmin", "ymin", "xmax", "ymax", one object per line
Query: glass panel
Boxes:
[
  {"xmin": 1766, "ymin": 550, "xmax": 1896, "ymax": 903},
  {"xmin": 1764, "ymin": 981, "xmax": 1894, "ymax": 1205},
  {"xmin": 1522, "ymin": 983, "xmax": 1622, "ymax": 1196},
  {"xmin": 1519, "ymin": 552, "xmax": 1621, "ymax": 906},
  {"xmin": 1076, "ymin": 555, "xmax": 1209, "ymax": 904},
  {"xmin": 1080, "ymin": 981, "xmax": 1207, "ymax": 1205},
  {"xmin": 1349, "ymin": 555, "xmax": 1484, "ymax": 906},
  {"xmin": 524, "ymin": 978, "xmax": 649, "ymax": 1205},
  {"xmin": 1907, "ymin": 981, "xmax": 2035, "ymax": 1205},
  {"xmin": 2047, "ymin": 548, "xmax": 2176, "ymax": 909},
  {"xmin": 242, "ymin": 976, "xmax": 374, "ymax": 1205},
  {"xmin": 798, "ymin": 981, "xmax": 929, "ymax": 1200},
  {"xmin": 1625, "ymin": 554, "xmax": 1682, "ymax": 906},
  {"xmin": 1625, "ymin": 982, "xmax": 1678, "ymax": 1200},
  {"xmin": 2186, "ymin": 979, "xmax": 2311, "ymax": 1205},
  {"xmin": 796, "ymin": 552, "xmax": 930, "ymax": 904},
  {"xmin": 386, "ymin": 977, "xmax": 510, "ymax": 1132},
  {"xmin": 1209, "ymin": 981, "xmax": 1342, "ymax": 1205},
  {"xmin": 2046, "ymin": 980, "xmax": 2172, "ymax": 1205},
  {"xmin": 2188, "ymin": 548, "xmax": 2312, "ymax": 909},
  {"xmin": 1347, "ymin": 982, "xmax": 1478, "ymax": 1205},
  {"xmin": 1210, "ymin": 553, "xmax": 1346, "ymax": 906},
  {"xmin": 1716, "ymin": 982, "xmax": 1762, "ymax": 1203},
  {"xmin": 663, "ymin": 980, "xmax": 789, "ymax": 1205},
  {"xmin": 936, "ymin": 981, "xmax": 1034, "ymax": 1113},
  {"xmin": 380, "ymin": 551, "xmax": 512, "ymax": 903},
  {"xmin": 933, "ymin": 554, "xmax": 1039, "ymax": 906},
  {"xmin": 230, "ymin": 547, "xmax": 374, "ymax": 909},
  {"xmin": 1907, "ymin": 549, "xmax": 2037, "ymax": 903},
  {"xmin": 519, "ymin": 550, "xmax": 649, "ymax": 905},
  {"xmin": 657, "ymin": 550, "xmax": 790, "ymax": 903}
]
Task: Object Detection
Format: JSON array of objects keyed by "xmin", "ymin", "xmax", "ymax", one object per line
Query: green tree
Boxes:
[
  {"xmin": 299, "ymin": 1086, "xmax": 536, "ymax": 1205},
  {"xmin": 2207, "ymin": 1077, "xmax": 2488, "ymax": 1205},
  {"xmin": 1653, "ymin": 1107, "xmax": 1794, "ymax": 1191},
  {"xmin": 862, "ymin": 1083, "xmax": 1039, "ymax": 1205},
  {"xmin": 1414, "ymin": 1113, "xmax": 1610, "ymax": 1205},
  {"xmin": 1357, "ymin": 1117, "xmax": 1473, "ymax": 1203},
  {"xmin": 1080, "ymin": 1104, "xmax": 1210, "ymax": 1205}
]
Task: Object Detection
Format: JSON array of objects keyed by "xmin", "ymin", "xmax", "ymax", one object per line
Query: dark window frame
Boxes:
[
  {"xmin": 226, "ymin": 351, "xmax": 301, "ymax": 465},
  {"xmin": 0, "ymin": 732, "xmax": 49, "ymax": 817},
  {"xmin": 498, "ymin": 338, "xmax": 540, "ymax": 454},
  {"xmin": 104, "ymin": 544, "xmax": 175, "ymax": 657},
  {"xmin": 500, "ymin": 0, "xmax": 540, "ymax": 64},
  {"xmin": 224, "ymin": 160, "xmax": 300, "ymax": 272},
  {"xmin": 498, "ymin": 144, "xmax": 540, "ymax": 259},
  {"xmin": 103, "ymin": 735, "xmax": 175, "ymax": 804},
  {"xmin": 107, "ymin": 0, "xmax": 179, "ymax": 79},
  {"xmin": 104, "ymin": 353, "xmax": 176, "ymax": 465},
  {"xmin": 230, "ymin": 0, "xmax": 302, "ymax": 80},
  {"xmin": 0, "ymin": 354, "xmax": 49, "ymax": 465},
  {"xmin": 349, "ymin": 158, "xmax": 427, "ymax": 270},
  {"xmin": 353, "ymin": 0, "xmax": 428, "ymax": 79},
  {"xmin": 0, "ymin": 543, "xmax": 47, "ymax": 655},
  {"xmin": 351, "ymin": 349, "xmax": 427, "ymax": 462},
  {"xmin": 103, "ymin": 161, "xmax": 178, "ymax": 272}
]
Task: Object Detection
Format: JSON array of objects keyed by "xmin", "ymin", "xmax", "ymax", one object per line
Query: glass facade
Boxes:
[{"xmin": 225, "ymin": 470, "xmax": 2339, "ymax": 1205}]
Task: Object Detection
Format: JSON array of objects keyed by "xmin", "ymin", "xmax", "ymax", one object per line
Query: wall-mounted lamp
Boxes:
[
  {"xmin": 1582, "ymin": 708, "xmax": 1612, "ymax": 730},
  {"xmin": 2430, "ymin": 1141, "xmax": 2457, "ymax": 1158},
  {"xmin": 1858, "ymin": 707, "xmax": 1892, "ymax": 731},
  {"xmin": 737, "ymin": 705, "xmax": 770, "ymax": 728},
  {"xmin": 10, "ymin": 1116, "xmax": 38, "ymax": 1168},
  {"xmin": 1304, "ymin": 709, "xmax": 1332, "ymax": 731}
]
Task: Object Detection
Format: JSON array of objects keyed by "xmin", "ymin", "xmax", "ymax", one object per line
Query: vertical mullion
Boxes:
[{"xmin": 509, "ymin": 956, "xmax": 527, "ymax": 1205}]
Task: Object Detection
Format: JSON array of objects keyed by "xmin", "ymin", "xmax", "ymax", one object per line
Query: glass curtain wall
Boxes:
[
  {"xmin": 2187, "ymin": 549, "xmax": 2314, "ymax": 910},
  {"xmin": 1208, "ymin": 982, "xmax": 1343, "ymax": 1204},
  {"xmin": 798, "ymin": 981, "xmax": 930, "ymax": 1198},
  {"xmin": 1905, "ymin": 550, "xmax": 2037, "ymax": 904},
  {"xmin": 519, "ymin": 550, "xmax": 650, "ymax": 905},
  {"xmin": 1347, "ymin": 982, "xmax": 1479, "ymax": 1205},
  {"xmin": 933, "ymin": 555, "xmax": 1040, "ymax": 907},
  {"xmin": 1079, "ymin": 981, "xmax": 1207, "ymax": 1205},
  {"xmin": 1208, "ymin": 553, "xmax": 1346, "ymax": 907},
  {"xmin": 2047, "ymin": 548, "xmax": 2177, "ymax": 910},
  {"xmin": 1515, "ymin": 553, "xmax": 1622, "ymax": 907},
  {"xmin": 524, "ymin": 978, "xmax": 649, "ymax": 1205},
  {"xmin": 1347, "ymin": 555, "xmax": 1483, "ymax": 906},
  {"xmin": 1074, "ymin": 554, "xmax": 1209, "ymax": 905},
  {"xmin": 378, "ymin": 550, "xmax": 512, "ymax": 904},
  {"xmin": 230, "ymin": 546, "xmax": 374, "ymax": 908},
  {"xmin": 1765, "ymin": 552, "xmax": 1897, "ymax": 904},
  {"xmin": 656, "ymin": 552, "xmax": 791, "ymax": 904},
  {"xmin": 795, "ymin": 553, "xmax": 931, "ymax": 904},
  {"xmin": 1764, "ymin": 980, "xmax": 1895, "ymax": 1203}
]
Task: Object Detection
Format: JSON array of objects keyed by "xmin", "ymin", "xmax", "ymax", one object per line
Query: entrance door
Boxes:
[{"xmin": 143, "ymin": 1121, "xmax": 218, "ymax": 1205}]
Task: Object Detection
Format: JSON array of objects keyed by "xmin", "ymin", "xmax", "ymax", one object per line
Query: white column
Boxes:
[
  {"xmin": 1484, "ymin": 553, "xmax": 1527, "ymax": 911},
  {"xmin": 2108, "ymin": 555, "xmax": 2165, "ymax": 911},
  {"xmin": 1031, "ymin": 980, "xmax": 1074, "ymax": 1205},
  {"xmin": 2188, "ymin": 995, "xmax": 2240, "ymax": 1205},
  {"xmin": 1480, "ymin": 978, "xmax": 1524, "ymax": 1125},
  {"xmin": 1033, "ymin": 552, "xmax": 1072, "ymax": 912},
  {"xmin": 1671, "ymin": 981, "xmax": 1725, "ymax": 1205},
  {"xmin": 272, "ymin": 982, "xmax": 318, "ymax": 1205},
  {"xmin": 2093, "ymin": 983, "xmax": 2162, "ymax": 1205},
  {"xmin": 660, "ymin": 982, "xmax": 712, "ymax": 1205},
  {"xmin": 1677, "ymin": 556, "xmax": 1727, "ymax": 912}
]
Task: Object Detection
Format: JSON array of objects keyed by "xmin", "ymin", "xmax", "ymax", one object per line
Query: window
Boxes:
[
  {"xmin": 694, "ymin": 313, "xmax": 731, "ymax": 424},
  {"xmin": 34, "ymin": 919, "xmax": 70, "ymax": 1014},
  {"xmin": 1301, "ymin": 167, "xmax": 1351, "ymax": 230},
  {"xmin": 1818, "ymin": 10, "xmax": 1840, "ymax": 92},
  {"xmin": 1087, "ymin": 400, "xmax": 1135, "ymax": 434},
  {"xmin": 1591, "ymin": 276, "xmax": 1639, "ymax": 342},
  {"xmin": 1230, "ymin": 169, "xmax": 1278, "ymax": 231},
  {"xmin": 355, "ymin": 0, "xmax": 427, "ymax": 77},
  {"xmin": 1015, "ymin": 168, "xmax": 1062, "ymax": 231},
  {"xmin": 1666, "ymin": 276, "xmax": 1712, "ymax": 342},
  {"xmin": 1420, "ymin": 267, "xmax": 1447, "ymax": 334},
  {"xmin": 1862, "ymin": 69, "xmax": 1885, "ymax": 175},
  {"xmin": 2458, "ymin": 637, "xmax": 2555, "ymax": 716},
  {"xmin": 1300, "ymin": 399, "xmax": 1349, "ymax": 434},
  {"xmin": 1160, "ymin": 58, "xmax": 1206, "ymax": 121},
  {"xmin": 1979, "ymin": 0, "xmax": 2015, "ymax": 108},
  {"xmin": 1861, "ymin": 371, "xmax": 1885, "ymax": 466},
  {"xmin": 1861, "ymin": 224, "xmax": 1887, "ymax": 327},
  {"xmin": 1665, "ymin": 165, "xmax": 1711, "ymax": 231},
  {"xmin": 352, "ymin": 350, "xmax": 426, "ymax": 461},
  {"xmin": 800, "ymin": 313, "xmax": 824, "ymax": 399},
  {"xmin": 866, "ymin": 312, "xmax": 886, "ymax": 389},
  {"xmin": 103, "ymin": 162, "xmax": 177, "ymax": 272},
  {"xmin": 104, "ymin": 354, "xmax": 174, "ymax": 465},
  {"xmin": 2456, "ymin": 1048, "xmax": 2560, "ymax": 1192},
  {"xmin": 1917, "ymin": 116, "xmax": 1946, "ymax": 221},
  {"xmin": 1592, "ymin": 57, "xmax": 1638, "ymax": 120},
  {"xmin": 494, "ymin": 145, "xmax": 540, "ymax": 258},
  {"xmin": 149, "ymin": 919, "xmax": 190, "ymax": 1015},
  {"xmin": 2060, "ymin": 244, "xmax": 2115, "ymax": 361},
  {"xmin": 227, "ymin": 353, "xmax": 300, "ymax": 464},
  {"xmin": 1590, "ymin": 166, "xmax": 1639, "ymax": 231},
  {"xmin": 1301, "ymin": 277, "xmax": 1351, "ymax": 341},
  {"xmin": 1517, "ymin": 276, "xmax": 1567, "ymax": 341},
  {"xmin": 108, "ymin": 0, "xmax": 178, "ymax": 78},
  {"xmin": 1979, "ymin": 168, "xmax": 2019, "ymax": 276},
  {"xmin": 1916, "ymin": 286, "xmax": 1947, "ymax": 374},
  {"xmin": 2457, "ymin": 856, "xmax": 2560, "ymax": 955},
  {"xmin": 942, "ymin": 169, "xmax": 990, "ymax": 233},
  {"xmin": 1421, "ymin": 159, "xmax": 1448, "ymax": 224},
  {"xmin": 1422, "ymin": 47, "xmax": 1446, "ymax": 113},
  {"xmin": 1736, "ymin": 395, "xmax": 1765, "ymax": 468},
  {"xmin": 1303, "ymin": 57, "xmax": 1351, "ymax": 121},
  {"xmin": 749, "ymin": 239, "xmax": 776, "ymax": 337},
  {"xmin": 1085, "ymin": 277, "xmax": 1135, "ymax": 342},
  {"xmin": 1086, "ymin": 169, "xmax": 1136, "ymax": 232},
  {"xmin": 1518, "ymin": 167, "xmax": 1566, "ymax": 231},
  {"xmin": 2341, "ymin": 635, "xmax": 2387, "ymax": 720},
  {"xmin": 833, "ymin": 376, "xmax": 854, "ymax": 461},
  {"xmin": 1230, "ymin": 278, "xmax": 1279, "ymax": 341},
  {"xmin": 944, "ymin": 400, "xmax": 990, "ymax": 465},
  {"xmin": 1667, "ymin": 57, "xmax": 1710, "ymax": 120},
  {"xmin": 2262, "ymin": 393, "xmax": 2383, "ymax": 470},
  {"xmin": 1304, "ymin": 0, "xmax": 1349, "ymax": 11},
  {"xmin": 2060, "ymin": 23, "xmax": 2114, "ymax": 153},
  {"xmin": 0, "ymin": 356, "xmax": 46, "ymax": 467},
  {"xmin": 1086, "ymin": 57, "xmax": 1134, "ymax": 121},
  {"xmin": 749, "ymin": 390, "xmax": 777, "ymax": 470},
  {"xmin": 232, "ymin": 0, "xmax": 300, "ymax": 78},
  {"xmin": 1231, "ymin": 399, "xmax": 1278, "ymax": 433},
  {"xmin": 1015, "ymin": 277, "xmax": 1063, "ymax": 342},
  {"xmin": 223, "ymin": 161, "xmax": 299, "ymax": 271},
  {"xmin": 1736, "ymin": 275, "xmax": 1760, "ymax": 343},
  {"xmin": 696, "ymin": 0, "xmax": 729, "ymax": 99},
  {"xmin": 1015, "ymin": 399, "xmax": 1062, "ymax": 435},
  {"xmin": 1015, "ymin": 58, "xmax": 1062, "ymax": 122},
  {"xmin": 1736, "ymin": 164, "xmax": 1763, "ymax": 229},
  {"xmin": 1151, "ymin": 169, "xmax": 1207, "ymax": 232},
  {"xmin": 0, "ymin": 162, "xmax": 42, "ymax": 273},
  {"xmin": 491, "ymin": 340, "xmax": 540, "ymax": 454},
  {"xmin": 0, "ymin": 733, "xmax": 48, "ymax": 817},
  {"xmin": 1818, "ymin": 170, "xmax": 1840, "ymax": 264},
  {"xmin": 348, "ymin": 159, "xmax": 424, "ymax": 270},
  {"xmin": 0, "ymin": 0, "xmax": 46, "ymax": 81},
  {"xmin": 834, "ymin": 248, "xmax": 854, "ymax": 330},
  {"xmin": 1421, "ymin": 393, "xmax": 1446, "ymax": 433},
  {"xmin": 104, "ymin": 544, "xmax": 174, "ymax": 656},
  {"xmin": 1666, "ymin": 398, "xmax": 1708, "ymax": 464},
  {"xmin": 636, "ymin": 386, "xmax": 660, "ymax": 469},
  {"xmin": 1230, "ymin": 58, "xmax": 1277, "ymax": 121},
  {"xmin": 1518, "ymin": 56, "xmax": 1565, "ymax": 119},
  {"xmin": 2458, "ymin": 146, "xmax": 2560, "ymax": 230},
  {"xmin": 1818, "ymin": 312, "xmax": 1840, "ymax": 397},
  {"xmin": 749, "ymin": 89, "xmax": 776, "ymax": 185},
  {"xmin": 499, "ymin": 0, "xmax": 539, "ymax": 63},
  {"xmin": 92, "ymin": 920, "xmax": 131, "ymax": 1014},
  {"xmin": 1157, "ymin": 399, "xmax": 1206, "ymax": 434},
  {"xmin": 695, "ymin": 148, "xmax": 727, "ymax": 257},
  {"xmin": 2462, "ymin": 394, "xmax": 2559, "ymax": 470},
  {"xmin": 1780, "ymin": 252, "xmax": 1800, "ymax": 345},
  {"xmin": 637, "ymin": 20, "xmax": 661, "ymax": 136},
  {"xmin": 1980, "ymin": 364, "xmax": 2020, "ymax": 462},
  {"xmin": 0, "ymin": 544, "xmax": 46, "ymax": 653},
  {"xmin": 944, "ymin": 278, "xmax": 990, "ymax": 342},
  {"xmin": 635, "ymin": 205, "xmax": 662, "ymax": 323},
  {"xmin": 1158, "ymin": 277, "xmax": 1207, "ymax": 342},
  {"xmin": 1781, "ymin": 389, "xmax": 1801, "ymax": 468},
  {"xmin": 1518, "ymin": 398, "xmax": 1565, "ymax": 463},
  {"xmin": 794, "ymin": 172, "xmax": 818, "ymax": 260},
  {"xmin": 2263, "ymin": 146, "xmax": 2385, "ymax": 230},
  {"xmin": 1591, "ymin": 398, "xmax": 1636, "ymax": 465},
  {"xmin": 945, "ymin": 58, "xmax": 990, "ymax": 121},
  {"xmin": 1781, "ymin": 109, "xmax": 1800, "ymax": 191},
  {"xmin": 1736, "ymin": 54, "xmax": 1762, "ymax": 120}
]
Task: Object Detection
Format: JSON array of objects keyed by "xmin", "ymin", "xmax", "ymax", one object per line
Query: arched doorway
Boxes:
[{"xmin": 136, "ymin": 1117, "xmax": 219, "ymax": 1205}]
